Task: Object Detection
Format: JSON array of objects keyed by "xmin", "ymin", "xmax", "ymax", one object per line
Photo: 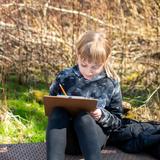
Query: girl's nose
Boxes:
[{"xmin": 87, "ymin": 68, "xmax": 94, "ymax": 75}]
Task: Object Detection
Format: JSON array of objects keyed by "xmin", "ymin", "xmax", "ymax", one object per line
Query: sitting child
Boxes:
[{"xmin": 46, "ymin": 31, "xmax": 123, "ymax": 160}]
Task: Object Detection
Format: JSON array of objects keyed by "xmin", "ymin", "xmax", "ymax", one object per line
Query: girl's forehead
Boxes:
[
  {"xmin": 79, "ymin": 57, "xmax": 103, "ymax": 65},
  {"xmin": 78, "ymin": 47, "xmax": 106, "ymax": 64}
]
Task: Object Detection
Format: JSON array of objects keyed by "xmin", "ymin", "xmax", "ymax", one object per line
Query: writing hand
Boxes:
[{"xmin": 90, "ymin": 108, "xmax": 102, "ymax": 121}]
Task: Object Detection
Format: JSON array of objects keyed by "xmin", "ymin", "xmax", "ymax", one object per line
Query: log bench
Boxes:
[{"xmin": 0, "ymin": 142, "xmax": 157, "ymax": 160}]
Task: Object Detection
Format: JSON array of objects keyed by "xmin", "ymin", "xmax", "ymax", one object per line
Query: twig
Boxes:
[
  {"xmin": 7, "ymin": 31, "xmax": 73, "ymax": 48},
  {"xmin": 145, "ymin": 86, "xmax": 160, "ymax": 104},
  {"xmin": 0, "ymin": 21, "xmax": 16, "ymax": 29},
  {"xmin": 0, "ymin": 55, "xmax": 12, "ymax": 63}
]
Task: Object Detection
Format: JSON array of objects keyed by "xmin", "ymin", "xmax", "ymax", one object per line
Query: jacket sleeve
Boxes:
[
  {"xmin": 98, "ymin": 81, "xmax": 123, "ymax": 133},
  {"xmin": 49, "ymin": 73, "xmax": 62, "ymax": 96}
]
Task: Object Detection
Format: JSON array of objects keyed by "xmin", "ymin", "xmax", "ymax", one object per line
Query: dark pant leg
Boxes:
[
  {"xmin": 46, "ymin": 108, "xmax": 70, "ymax": 160},
  {"xmin": 65, "ymin": 120, "xmax": 82, "ymax": 155},
  {"xmin": 73, "ymin": 111, "xmax": 108, "ymax": 160}
]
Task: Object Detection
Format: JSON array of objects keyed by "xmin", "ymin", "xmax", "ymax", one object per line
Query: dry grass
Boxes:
[
  {"xmin": 124, "ymin": 88, "xmax": 160, "ymax": 121},
  {"xmin": 0, "ymin": 0, "xmax": 159, "ymax": 84},
  {"xmin": 0, "ymin": 105, "xmax": 27, "ymax": 143}
]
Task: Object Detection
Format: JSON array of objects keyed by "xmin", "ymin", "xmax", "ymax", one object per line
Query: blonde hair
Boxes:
[{"xmin": 76, "ymin": 31, "xmax": 119, "ymax": 81}]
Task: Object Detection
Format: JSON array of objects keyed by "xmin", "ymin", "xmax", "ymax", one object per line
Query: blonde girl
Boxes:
[{"xmin": 46, "ymin": 31, "xmax": 123, "ymax": 160}]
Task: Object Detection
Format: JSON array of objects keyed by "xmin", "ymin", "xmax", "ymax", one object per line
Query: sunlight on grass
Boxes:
[
  {"xmin": 0, "ymin": 78, "xmax": 48, "ymax": 144},
  {"xmin": 0, "ymin": 111, "xmax": 27, "ymax": 143}
]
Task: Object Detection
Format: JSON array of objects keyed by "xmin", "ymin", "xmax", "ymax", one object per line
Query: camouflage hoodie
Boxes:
[{"xmin": 50, "ymin": 65, "xmax": 123, "ymax": 133}]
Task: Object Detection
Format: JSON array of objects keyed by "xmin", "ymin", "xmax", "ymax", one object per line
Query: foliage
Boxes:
[
  {"xmin": 122, "ymin": 85, "xmax": 160, "ymax": 121},
  {"xmin": 0, "ymin": 77, "xmax": 48, "ymax": 144}
]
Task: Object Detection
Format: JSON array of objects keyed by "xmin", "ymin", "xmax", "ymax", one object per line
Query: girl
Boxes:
[{"xmin": 46, "ymin": 31, "xmax": 123, "ymax": 160}]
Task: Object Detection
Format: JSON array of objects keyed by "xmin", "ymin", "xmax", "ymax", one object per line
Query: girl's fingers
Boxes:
[
  {"xmin": 90, "ymin": 109, "xmax": 102, "ymax": 121},
  {"xmin": 90, "ymin": 113, "xmax": 101, "ymax": 121}
]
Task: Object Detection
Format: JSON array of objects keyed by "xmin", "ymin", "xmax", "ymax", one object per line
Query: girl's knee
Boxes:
[
  {"xmin": 47, "ymin": 108, "xmax": 70, "ymax": 129},
  {"xmin": 48, "ymin": 108, "xmax": 70, "ymax": 127},
  {"xmin": 74, "ymin": 112, "xmax": 94, "ymax": 127},
  {"xmin": 49, "ymin": 108, "xmax": 69, "ymax": 120}
]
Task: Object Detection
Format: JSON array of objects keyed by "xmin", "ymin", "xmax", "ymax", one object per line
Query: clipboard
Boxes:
[{"xmin": 43, "ymin": 95, "xmax": 97, "ymax": 116}]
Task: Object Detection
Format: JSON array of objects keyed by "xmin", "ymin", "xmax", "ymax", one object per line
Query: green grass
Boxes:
[
  {"xmin": 0, "ymin": 76, "xmax": 48, "ymax": 144},
  {"xmin": 121, "ymin": 84, "xmax": 149, "ymax": 107}
]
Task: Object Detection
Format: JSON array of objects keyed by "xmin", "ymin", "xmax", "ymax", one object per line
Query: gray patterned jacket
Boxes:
[{"xmin": 50, "ymin": 65, "xmax": 123, "ymax": 133}]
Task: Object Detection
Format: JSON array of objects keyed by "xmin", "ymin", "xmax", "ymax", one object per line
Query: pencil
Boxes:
[{"xmin": 59, "ymin": 84, "xmax": 67, "ymax": 96}]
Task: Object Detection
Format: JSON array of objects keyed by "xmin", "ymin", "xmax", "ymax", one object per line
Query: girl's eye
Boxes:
[
  {"xmin": 81, "ymin": 64, "xmax": 87, "ymax": 67},
  {"xmin": 92, "ymin": 65, "xmax": 100, "ymax": 69}
]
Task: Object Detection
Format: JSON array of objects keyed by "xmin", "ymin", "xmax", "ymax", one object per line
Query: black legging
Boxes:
[{"xmin": 46, "ymin": 108, "xmax": 108, "ymax": 160}]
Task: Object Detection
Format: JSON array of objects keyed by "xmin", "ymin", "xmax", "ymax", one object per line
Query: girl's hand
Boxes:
[{"xmin": 90, "ymin": 108, "xmax": 102, "ymax": 121}]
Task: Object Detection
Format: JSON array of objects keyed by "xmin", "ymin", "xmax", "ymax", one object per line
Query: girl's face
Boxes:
[{"xmin": 77, "ymin": 56, "xmax": 105, "ymax": 80}]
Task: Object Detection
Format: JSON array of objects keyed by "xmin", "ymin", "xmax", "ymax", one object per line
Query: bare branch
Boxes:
[{"xmin": 0, "ymin": 55, "xmax": 12, "ymax": 63}]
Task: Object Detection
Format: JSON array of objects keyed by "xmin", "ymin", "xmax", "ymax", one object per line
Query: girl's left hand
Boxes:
[{"xmin": 90, "ymin": 108, "xmax": 102, "ymax": 121}]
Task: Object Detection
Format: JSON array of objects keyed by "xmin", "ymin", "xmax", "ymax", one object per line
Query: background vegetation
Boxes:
[{"xmin": 0, "ymin": 0, "xmax": 160, "ymax": 144}]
